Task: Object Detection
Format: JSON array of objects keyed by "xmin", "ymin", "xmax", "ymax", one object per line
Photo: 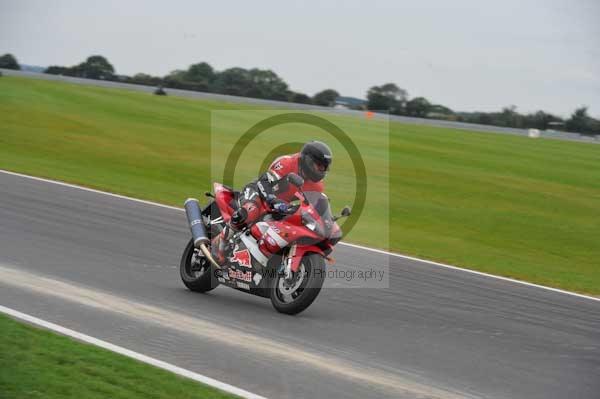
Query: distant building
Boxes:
[{"xmin": 334, "ymin": 96, "xmax": 367, "ymax": 110}]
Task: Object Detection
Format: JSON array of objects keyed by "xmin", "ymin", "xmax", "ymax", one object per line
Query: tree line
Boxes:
[
  {"xmin": 364, "ymin": 82, "xmax": 600, "ymax": 135},
  {"xmin": 2, "ymin": 53, "xmax": 598, "ymax": 135},
  {"xmin": 41, "ymin": 55, "xmax": 338, "ymax": 106}
]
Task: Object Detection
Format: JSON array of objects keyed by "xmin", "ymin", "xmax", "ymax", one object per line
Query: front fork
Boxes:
[{"xmin": 281, "ymin": 243, "xmax": 297, "ymax": 282}]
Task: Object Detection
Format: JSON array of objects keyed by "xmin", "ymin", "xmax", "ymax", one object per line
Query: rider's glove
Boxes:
[
  {"xmin": 271, "ymin": 199, "xmax": 289, "ymax": 214},
  {"xmin": 265, "ymin": 194, "xmax": 277, "ymax": 204}
]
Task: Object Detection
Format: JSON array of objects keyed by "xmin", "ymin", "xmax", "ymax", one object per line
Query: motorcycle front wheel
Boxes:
[{"xmin": 270, "ymin": 253, "xmax": 326, "ymax": 315}]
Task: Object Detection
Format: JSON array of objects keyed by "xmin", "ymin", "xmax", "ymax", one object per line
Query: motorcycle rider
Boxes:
[{"xmin": 213, "ymin": 140, "xmax": 333, "ymax": 263}]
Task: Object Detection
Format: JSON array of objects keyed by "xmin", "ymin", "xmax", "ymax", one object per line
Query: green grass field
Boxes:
[
  {"xmin": 1, "ymin": 76, "xmax": 599, "ymax": 294},
  {"xmin": 0, "ymin": 314, "xmax": 238, "ymax": 399}
]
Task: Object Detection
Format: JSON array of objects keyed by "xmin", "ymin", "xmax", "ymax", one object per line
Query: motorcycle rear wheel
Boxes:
[
  {"xmin": 180, "ymin": 238, "xmax": 218, "ymax": 292},
  {"xmin": 270, "ymin": 253, "xmax": 326, "ymax": 315}
]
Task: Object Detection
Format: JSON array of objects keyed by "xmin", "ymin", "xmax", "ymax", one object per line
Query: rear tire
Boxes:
[
  {"xmin": 270, "ymin": 253, "xmax": 326, "ymax": 315},
  {"xmin": 180, "ymin": 239, "xmax": 218, "ymax": 293}
]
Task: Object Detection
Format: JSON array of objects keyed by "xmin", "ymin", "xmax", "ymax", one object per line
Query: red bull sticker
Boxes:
[
  {"xmin": 229, "ymin": 269, "xmax": 252, "ymax": 282},
  {"xmin": 230, "ymin": 249, "xmax": 252, "ymax": 268}
]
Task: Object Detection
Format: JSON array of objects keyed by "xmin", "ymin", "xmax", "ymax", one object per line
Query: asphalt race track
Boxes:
[{"xmin": 1, "ymin": 170, "xmax": 599, "ymax": 398}]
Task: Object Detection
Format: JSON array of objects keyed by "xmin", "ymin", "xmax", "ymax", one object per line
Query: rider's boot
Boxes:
[{"xmin": 211, "ymin": 230, "xmax": 229, "ymax": 265}]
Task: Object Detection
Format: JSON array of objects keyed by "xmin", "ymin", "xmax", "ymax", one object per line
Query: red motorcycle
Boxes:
[{"xmin": 180, "ymin": 173, "xmax": 350, "ymax": 315}]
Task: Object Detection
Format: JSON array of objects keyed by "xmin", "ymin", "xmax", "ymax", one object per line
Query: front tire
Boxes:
[
  {"xmin": 180, "ymin": 239, "xmax": 218, "ymax": 292},
  {"xmin": 270, "ymin": 253, "xmax": 326, "ymax": 315}
]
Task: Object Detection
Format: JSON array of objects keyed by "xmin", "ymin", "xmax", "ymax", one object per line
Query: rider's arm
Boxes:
[
  {"xmin": 256, "ymin": 169, "xmax": 292, "ymax": 200},
  {"xmin": 233, "ymin": 157, "xmax": 296, "ymax": 227}
]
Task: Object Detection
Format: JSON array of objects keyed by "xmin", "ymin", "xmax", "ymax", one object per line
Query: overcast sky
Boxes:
[{"xmin": 1, "ymin": 0, "xmax": 598, "ymax": 117}]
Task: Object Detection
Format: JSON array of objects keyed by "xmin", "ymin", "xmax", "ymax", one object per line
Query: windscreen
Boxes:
[{"xmin": 303, "ymin": 191, "xmax": 333, "ymax": 224}]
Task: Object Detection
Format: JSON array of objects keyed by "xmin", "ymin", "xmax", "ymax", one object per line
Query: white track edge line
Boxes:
[
  {"xmin": 338, "ymin": 241, "xmax": 599, "ymax": 302},
  {"xmin": 1, "ymin": 168, "xmax": 598, "ymax": 303},
  {"xmin": 0, "ymin": 304, "xmax": 267, "ymax": 399},
  {"xmin": 0, "ymin": 169, "xmax": 182, "ymax": 211}
]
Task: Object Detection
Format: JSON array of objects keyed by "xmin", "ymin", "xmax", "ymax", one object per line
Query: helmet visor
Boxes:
[
  {"xmin": 315, "ymin": 162, "xmax": 329, "ymax": 172},
  {"xmin": 309, "ymin": 157, "xmax": 330, "ymax": 173}
]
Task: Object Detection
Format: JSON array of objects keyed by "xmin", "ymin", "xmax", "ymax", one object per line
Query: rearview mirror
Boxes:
[
  {"xmin": 333, "ymin": 206, "xmax": 352, "ymax": 221},
  {"xmin": 287, "ymin": 173, "xmax": 304, "ymax": 188}
]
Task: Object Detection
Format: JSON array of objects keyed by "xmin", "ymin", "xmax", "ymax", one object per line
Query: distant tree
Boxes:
[
  {"xmin": 45, "ymin": 66, "xmax": 70, "ymax": 75},
  {"xmin": 184, "ymin": 62, "xmax": 215, "ymax": 88},
  {"xmin": 50, "ymin": 55, "xmax": 116, "ymax": 79},
  {"xmin": 566, "ymin": 106, "xmax": 595, "ymax": 135},
  {"xmin": 499, "ymin": 105, "xmax": 519, "ymax": 127},
  {"xmin": 524, "ymin": 110, "xmax": 563, "ymax": 130},
  {"xmin": 213, "ymin": 67, "xmax": 253, "ymax": 96},
  {"xmin": 165, "ymin": 69, "xmax": 187, "ymax": 81},
  {"xmin": 130, "ymin": 73, "xmax": 162, "ymax": 86},
  {"xmin": 162, "ymin": 64, "xmax": 292, "ymax": 99},
  {"xmin": 429, "ymin": 104, "xmax": 453, "ymax": 115},
  {"xmin": 187, "ymin": 62, "xmax": 214, "ymax": 80},
  {"xmin": 0, "ymin": 53, "xmax": 20, "ymax": 70},
  {"xmin": 366, "ymin": 83, "xmax": 407, "ymax": 114},
  {"xmin": 457, "ymin": 111, "xmax": 499, "ymax": 126},
  {"xmin": 406, "ymin": 97, "xmax": 431, "ymax": 117},
  {"xmin": 312, "ymin": 89, "xmax": 339, "ymax": 106},
  {"xmin": 289, "ymin": 92, "xmax": 312, "ymax": 104},
  {"xmin": 132, "ymin": 73, "xmax": 154, "ymax": 81},
  {"xmin": 455, "ymin": 107, "xmax": 573, "ymax": 131},
  {"xmin": 476, "ymin": 113, "xmax": 493, "ymax": 125},
  {"xmin": 590, "ymin": 118, "xmax": 600, "ymax": 136},
  {"xmin": 425, "ymin": 104, "xmax": 454, "ymax": 120},
  {"xmin": 77, "ymin": 55, "xmax": 115, "ymax": 79},
  {"xmin": 247, "ymin": 68, "xmax": 289, "ymax": 100},
  {"xmin": 164, "ymin": 68, "xmax": 212, "ymax": 91}
]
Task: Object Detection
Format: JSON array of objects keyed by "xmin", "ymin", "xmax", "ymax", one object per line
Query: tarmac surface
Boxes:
[{"xmin": 1, "ymin": 170, "xmax": 599, "ymax": 398}]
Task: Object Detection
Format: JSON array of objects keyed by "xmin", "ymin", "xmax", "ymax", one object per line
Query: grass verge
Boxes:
[
  {"xmin": 1, "ymin": 76, "xmax": 599, "ymax": 294},
  {"xmin": 0, "ymin": 314, "xmax": 239, "ymax": 399}
]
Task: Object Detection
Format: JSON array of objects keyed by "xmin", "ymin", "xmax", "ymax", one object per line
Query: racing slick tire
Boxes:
[
  {"xmin": 180, "ymin": 238, "xmax": 218, "ymax": 293},
  {"xmin": 270, "ymin": 253, "xmax": 326, "ymax": 315}
]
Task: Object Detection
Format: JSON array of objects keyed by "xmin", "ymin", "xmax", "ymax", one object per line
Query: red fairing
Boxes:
[
  {"xmin": 214, "ymin": 183, "xmax": 235, "ymax": 223},
  {"xmin": 291, "ymin": 245, "xmax": 327, "ymax": 272},
  {"xmin": 215, "ymin": 180, "xmax": 339, "ymax": 274},
  {"xmin": 250, "ymin": 224, "xmax": 279, "ymax": 256},
  {"xmin": 259, "ymin": 233, "xmax": 282, "ymax": 256},
  {"xmin": 240, "ymin": 199, "xmax": 270, "ymax": 227},
  {"xmin": 252, "ymin": 222, "xmax": 294, "ymax": 256}
]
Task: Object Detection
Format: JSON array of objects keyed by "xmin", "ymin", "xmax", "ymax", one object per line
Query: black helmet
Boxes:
[{"xmin": 300, "ymin": 141, "xmax": 332, "ymax": 182}]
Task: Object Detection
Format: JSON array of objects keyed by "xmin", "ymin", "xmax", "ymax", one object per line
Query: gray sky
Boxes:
[{"xmin": 1, "ymin": 0, "xmax": 598, "ymax": 117}]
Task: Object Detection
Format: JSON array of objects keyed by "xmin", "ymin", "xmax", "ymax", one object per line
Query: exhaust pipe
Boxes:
[
  {"xmin": 184, "ymin": 198, "xmax": 221, "ymax": 269},
  {"xmin": 184, "ymin": 198, "xmax": 209, "ymax": 247}
]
